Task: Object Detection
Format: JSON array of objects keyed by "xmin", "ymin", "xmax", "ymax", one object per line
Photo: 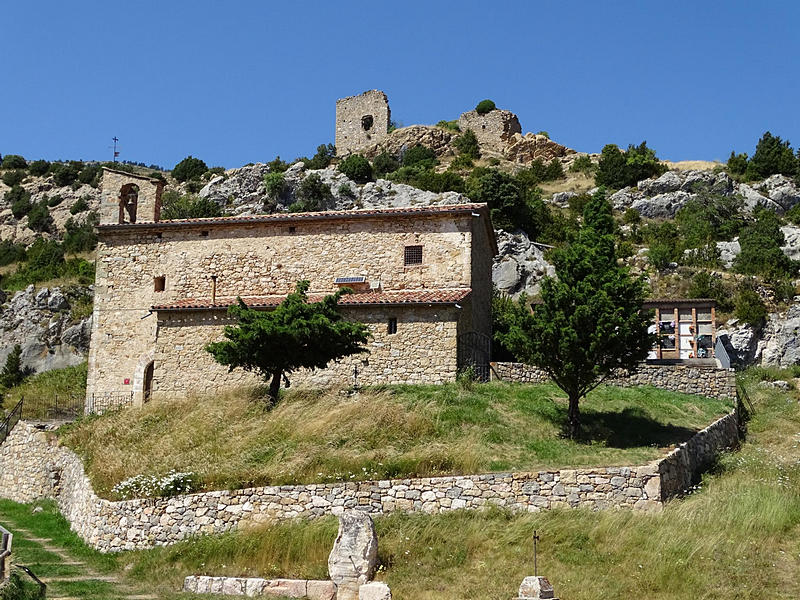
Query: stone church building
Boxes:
[{"xmin": 85, "ymin": 168, "xmax": 496, "ymax": 409}]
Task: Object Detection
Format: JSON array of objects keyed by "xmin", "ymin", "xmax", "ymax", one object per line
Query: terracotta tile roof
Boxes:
[
  {"xmin": 98, "ymin": 203, "xmax": 489, "ymax": 230},
  {"xmin": 643, "ymin": 298, "xmax": 716, "ymax": 307},
  {"xmin": 152, "ymin": 288, "xmax": 472, "ymax": 312}
]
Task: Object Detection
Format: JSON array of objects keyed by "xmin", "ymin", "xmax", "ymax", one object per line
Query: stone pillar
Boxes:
[{"xmin": 328, "ymin": 510, "xmax": 379, "ymax": 600}]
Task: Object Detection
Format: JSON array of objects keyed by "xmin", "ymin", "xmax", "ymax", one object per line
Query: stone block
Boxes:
[
  {"xmin": 359, "ymin": 582, "xmax": 392, "ymax": 600},
  {"xmin": 518, "ymin": 575, "xmax": 556, "ymax": 599},
  {"xmin": 264, "ymin": 578, "xmax": 308, "ymax": 597},
  {"xmin": 307, "ymin": 580, "xmax": 337, "ymax": 600},
  {"xmin": 328, "ymin": 510, "xmax": 378, "ymax": 586}
]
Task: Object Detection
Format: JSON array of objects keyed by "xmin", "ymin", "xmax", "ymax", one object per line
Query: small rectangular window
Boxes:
[
  {"xmin": 154, "ymin": 276, "xmax": 166, "ymax": 292},
  {"xmin": 288, "ymin": 226, "xmax": 296, "ymax": 233},
  {"xmin": 155, "ymin": 232, "xmax": 162, "ymax": 239},
  {"xmin": 200, "ymin": 230, "xmax": 210, "ymax": 237},
  {"xmin": 404, "ymin": 245, "xmax": 423, "ymax": 266},
  {"xmin": 387, "ymin": 318, "xmax": 397, "ymax": 335}
]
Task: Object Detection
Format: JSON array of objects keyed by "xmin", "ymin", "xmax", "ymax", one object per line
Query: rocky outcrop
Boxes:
[
  {"xmin": 503, "ymin": 133, "xmax": 575, "ymax": 164},
  {"xmin": 493, "ymin": 230, "xmax": 555, "ymax": 298},
  {"xmin": 198, "ymin": 163, "xmax": 270, "ymax": 214},
  {"xmin": 360, "ymin": 125, "xmax": 456, "ymax": 160},
  {"xmin": 716, "ymin": 321, "xmax": 760, "ymax": 367},
  {"xmin": 0, "ymin": 285, "xmax": 92, "ymax": 373},
  {"xmin": 612, "ymin": 169, "xmax": 800, "ymax": 218},
  {"xmin": 758, "ymin": 304, "xmax": 800, "ymax": 367}
]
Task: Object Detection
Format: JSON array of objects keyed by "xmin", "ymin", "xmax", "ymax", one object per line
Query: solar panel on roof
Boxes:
[{"xmin": 334, "ymin": 276, "xmax": 366, "ymax": 284}]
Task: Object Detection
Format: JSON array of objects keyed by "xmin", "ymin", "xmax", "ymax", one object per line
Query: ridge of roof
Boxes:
[{"xmin": 153, "ymin": 288, "xmax": 472, "ymax": 312}]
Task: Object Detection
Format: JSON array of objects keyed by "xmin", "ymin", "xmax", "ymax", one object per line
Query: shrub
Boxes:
[
  {"xmin": 475, "ymin": 99, "xmax": 496, "ymax": 115},
  {"xmin": 289, "ymin": 173, "xmax": 334, "ymax": 212},
  {"xmin": 569, "ymin": 154, "xmax": 596, "ymax": 175},
  {"xmin": 112, "ymin": 470, "xmax": 197, "ymax": 499},
  {"xmin": 1, "ymin": 154, "xmax": 27, "ymax": 169},
  {"xmin": 47, "ymin": 194, "xmax": 63, "ymax": 207},
  {"xmin": 436, "ymin": 119, "xmax": 460, "ymax": 132},
  {"xmin": 596, "ymin": 142, "xmax": 666, "ymax": 188},
  {"xmin": 8, "ymin": 185, "xmax": 32, "ymax": 219},
  {"xmin": 727, "ymin": 151, "xmax": 748, "ymax": 176},
  {"xmin": 0, "ymin": 240, "xmax": 25, "ymax": 266},
  {"xmin": 644, "ymin": 221, "xmax": 679, "ymax": 271},
  {"xmin": 450, "ymin": 154, "xmax": 475, "ymax": 170},
  {"xmin": 149, "ymin": 171, "xmax": 166, "ymax": 181},
  {"xmin": 734, "ymin": 206, "xmax": 798, "ymax": 279},
  {"xmin": 266, "ymin": 156, "xmax": 289, "ymax": 173},
  {"xmin": 734, "ymin": 282, "xmax": 767, "ymax": 327},
  {"xmin": 304, "ymin": 144, "xmax": 336, "ymax": 170},
  {"xmin": 27, "ymin": 199, "xmax": 53, "ymax": 232},
  {"xmin": 746, "ymin": 131, "xmax": 797, "ymax": 180},
  {"xmin": 688, "ymin": 271, "xmax": 733, "ymax": 312},
  {"xmin": 401, "ymin": 144, "xmax": 437, "ymax": 168},
  {"xmin": 172, "ymin": 155, "xmax": 208, "ymax": 182},
  {"xmin": 453, "ymin": 129, "xmax": 480, "ymax": 159},
  {"xmin": 545, "ymin": 158, "xmax": 565, "ymax": 180},
  {"xmin": 0, "ymin": 344, "xmax": 32, "ymax": 389},
  {"xmin": 2, "ymin": 238, "xmax": 65, "ymax": 289},
  {"xmin": 69, "ymin": 196, "xmax": 90, "ymax": 214},
  {"xmin": 372, "ymin": 152, "xmax": 399, "ymax": 177},
  {"xmin": 337, "ymin": 183, "xmax": 356, "ymax": 199},
  {"xmin": 622, "ymin": 207, "xmax": 641, "ymax": 224},
  {"xmin": 2, "ymin": 169, "xmax": 25, "ymax": 187},
  {"xmin": 337, "ymin": 154, "xmax": 373, "ymax": 183},
  {"xmin": 676, "ymin": 192, "xmax": 746, "ymax": 249},
  {"xmin": 28, "ymin": 159, "xmax": 50, "ymax": 176},
  {"xmin": 63, "ymin": 212, "xmax": 99, "ymax": 253},
  {"xmin": 536, "ymin": 131, "xmax": 550, "ymax": 139},
  {"xmin": 78, "ymin": 164, "xmax": 101, "ymax": 185},
  {"xmin": 50, "ymin": 162, "xmax": 81, "ymax": 187},
  {"xmin": 617, "ymin": 240, "xmax": 635, "ymax": 258},
  {"xmin": 160, "ymin": 192, "xmax": 222, "ymax": 220},
  {"xmin": 263, "ymin": 172, "xmax": 289, "ymax": 207},
  {"xmin": 411, "ymin": 170, "xmax": 465, "ymax": 194}
]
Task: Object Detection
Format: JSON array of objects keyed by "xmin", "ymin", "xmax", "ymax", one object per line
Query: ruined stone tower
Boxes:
[
  {"xmin": 335, "ymin": 90, "xmax": 391, "ymax": 156},
  {"xmin": 458, "ymin": 108, "xmax": 522, "ymax": 154},
  {"xmin": 99, "ymin": 168, "xmax": 164, "ymax": 225}
]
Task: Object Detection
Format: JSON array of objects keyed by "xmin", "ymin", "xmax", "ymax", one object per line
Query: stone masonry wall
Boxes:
[
  {"xmin": 99, "ymin": 168, "xmax": 163, "ymax": 226},
  {"xmin": 153, "ymin": 305, "xmax": 461, "ymax": 397},
  {"xmin": 0, "ymin": 406, "xmax": 738, "ymax": 553},
  {"xmin": 458, "ymin": 109, "xmax": 522, "ymax": 154},
  {"xmin": 335, "ymin": 90, "xmax": 391, "ymax": 156},
  {"xmin": 491, "ymin": 362, "xmax": 737, "ymax": 402},
  {"xmin": 88, "ymin": 212, "xmax": 479, "ymax": 404}
]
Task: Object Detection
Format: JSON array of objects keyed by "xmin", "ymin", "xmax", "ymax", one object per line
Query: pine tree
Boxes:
[{"xmin": 497, "ymin": 191, "xmax": 652, "ymax": 437}]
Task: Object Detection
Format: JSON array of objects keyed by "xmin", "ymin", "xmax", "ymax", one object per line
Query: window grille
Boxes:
[{"xmin": 404, "ymin": 245, "xmax": 423, "ymax": 266}]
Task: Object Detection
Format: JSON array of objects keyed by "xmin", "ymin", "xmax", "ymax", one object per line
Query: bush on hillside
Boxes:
[
  {"xmin": 265, "ymin": 156, "xmax": 289, "ymax": 173},
  {"xmin": 688, "ymin": 271, "xmax": 733, "ymax": 312},
  {"xmin": 675, "ymin": 192, "xmax": 746, "ymax": 249},
  {"xmin": 746, "ymin": 131, "xmax": 797, "ymax": 180},
  {"xmin": 727, "ymin": 151, "xmax": 749, "ymax": 176},
  {"xmin": 0, "ymin": 344, "xmax": 32, "ymax": 390},
  {"xmin": 303, "ymin": 143, "xmax": 336, "ymax": 170},
  {"xmin": 734, "ymin": 281, "xmax": 767, "ymax": 327},
  {"xmin": 596, "ymin": 142, "xmax": 666, "ymax": 189},
  {"xmin": 47, "ymin": 194, "xmax": 63, "ymax": 207},
  {"xmin": 69, "ymin": 196, "xmax": 90, "ymax": 214},
  {"xmin": 2, "ymin": 169, "xmax": 25, "ymax": 187},
  {"xmin": 453, "ymin": 129, "xmax": 480, "ymax": 159},
  {"xmin": 1, "ymin": 154, "xmax": 27, "ymax": 169},
  {"xmin": 475, "ymin": 99, "xmax": 496, "ymax": 115},
  {"xmin": 263, "ymin": 172, "xmax": 288, "ymax": 208},
  {"xmin": 337, "ymin": 154, "xmax": 373, "ymax": 184},
  {"xmin": 734, "ymin": 206, "xmax": 798, "ymax": 279},
  {"xmin": 78, "ymin": 164, "xmax": 101, "ymax": 186},
  {"xmin": 160, "ymin": 192, "xmax": 222, "ymax": 220},
  {"xmin": 401, "ymin": 144, "xmax": 437, "ymax": 169},
  {"xmin": 50, "ymin": 162, "xmax": 81, "ymax": 187},
  {"xmin": 28, "ymin": 159, "xmax": 50, "ymax": 176},
  {"xmin": 27, "ymin": 200, "xmax": 53, "ymax": 232},
  {"xmin": 569, "ymin": 155, "xmax": 596, "ymax": 175},
  {"xmin": 644, "ymin": 222, "xmax": 680, "ymax": 271},
  {"xmin": 0, "ymin": 240, "xmax": 26, "ymax": 266},
  {"xmin": 7, "ymin": 185, "xmax": 32, "ymax": 219},
  {"xmin": 289, "ymin": 173, "xmax": 334, "ymax": 213},
  {"xmin": 372, "ymin": 152, "xmax": 399, "ymax": 177},
  {"xmin": 436, "ymin": 119, "xmax": 460, "ymax": 132},
  {"xmin": 63, "ymin": 212, "xmax": 99, "ymax": 253},
  {"xmin": 172, "ymin": 156, "xmax": 209, "ymax": 182}
]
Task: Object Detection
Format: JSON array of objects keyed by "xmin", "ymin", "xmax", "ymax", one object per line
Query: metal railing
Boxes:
[
  {"xmin": 88, "ymin": 391, "xmax": 134, "ymax": 415},
  {"xmin": 0, "ymin": 400, "xmax": 23, "ymax": 446}
]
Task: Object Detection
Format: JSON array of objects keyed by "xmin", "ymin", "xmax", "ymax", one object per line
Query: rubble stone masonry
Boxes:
[{"xmin": 0, "ymin": 407, "xmax": 738, "ymax": 552}]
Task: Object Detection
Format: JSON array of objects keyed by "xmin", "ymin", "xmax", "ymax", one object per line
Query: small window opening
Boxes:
[
  {"xmin": 387, "ymin": 318, "xmax": 397, "ymax": 335},
  {"xmin": 288, "ymin": 226, "xmax": 296, "ymax": 233},
  {"xmin": 404, "ymin": 245, "xmax": 423, "ymax": 266},
  {"xmin": 361, "ymin": 115, "xmax": 374, "ymax": 131},
  {"xmin": 154, "ymin": 276, "xmax": 166, "ymax": 292},
  {"xmin": 200, "ymin": 230, "xmax": 209, "ymax": 237},
  {"xmin": 155, "ymin": 232, "xmax": 162, "ymax": 239}
]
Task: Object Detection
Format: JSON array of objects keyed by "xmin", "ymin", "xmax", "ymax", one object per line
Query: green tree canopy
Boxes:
[
  {"xmin": 172, "ymin": 156, "xmax": 208, "ymax": 182},
  {"xmin": 206, "ymin": 281, "xmax": 370, "ymax": 406},
  {"xmin": 733, "ymin": 206, "xmax": 798, "ymax": 279},
  {"xmin": 497, "ymin": 191, "xmax": 652, "ymax": 437}
]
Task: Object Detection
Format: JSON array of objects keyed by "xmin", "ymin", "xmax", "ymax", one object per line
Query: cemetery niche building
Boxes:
[{"xmin": 85, "ymin": 169, "xmax": 496, "ymax": 410}]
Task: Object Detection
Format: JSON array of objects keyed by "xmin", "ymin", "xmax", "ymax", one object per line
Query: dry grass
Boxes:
[
  {"xmin": 538, "ymin": 172, "xmax": 596, "ymax": 196},
  {"xmin": 664, "ymin": 160, "xmax": 723, "ymax": 172},
  {"xmin": 58, "ymin": 382, "xmax": 732, "ymax": 498}
]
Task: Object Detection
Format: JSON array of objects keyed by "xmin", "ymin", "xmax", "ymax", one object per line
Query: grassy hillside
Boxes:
[
  {"xmin": 2, "ymin": 371, "xmax": 796, "ymax": 600},
  {"xmin": 58, "ymin": 382, "xmax": 732, "ymax": 498}
]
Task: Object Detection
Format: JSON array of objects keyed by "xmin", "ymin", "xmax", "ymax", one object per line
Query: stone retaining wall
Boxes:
[
  {"xmin": 0, "ymin": 406, "xmax": 739, "ymax": 552},
  {"xmin": 490, "ymin": 362, "xmax": 737, "ymax": 402}
]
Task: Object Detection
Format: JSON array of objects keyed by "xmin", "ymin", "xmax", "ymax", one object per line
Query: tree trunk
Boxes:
[
  {"xmin": 267, "ymin": 370, "xmax": 282, "ymax": 408},
  {"xmin": 567, "ymin": 392, "xmax": 581, "ymax": 439}
]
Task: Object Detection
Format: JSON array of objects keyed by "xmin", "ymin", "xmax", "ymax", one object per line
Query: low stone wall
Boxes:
[
  {"xmin": 490, "ymin": 362, "xmax": 737, "ymax": 402},
  {"xmin": 183, "ymin": 576, "xmax": 336, "ymax": 599},
  {"xmin": 0, "ymin": 405, "xmax": 739, "ymax": 552}
]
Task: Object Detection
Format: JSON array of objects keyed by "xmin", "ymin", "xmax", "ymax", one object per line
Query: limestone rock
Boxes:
[
  {"xmin": 716, "ymin": 239, "xmax": 741, "ymax": 269},
  {"xmin": 198, "ymin": 163, "xmax": 271, "ymax": 213},
  {"xmin": 756, "ymin": 174, "xmax": 800, "ymax": 212},
  {"xmin": 359, "ymin": 125, "xmax": 456, "ymax": 160},
  {"xmin": 493, "ymin": 230, "xmax": 555, "ymax": 298},
  {"xmin": 504, "ymin": 133, "xmax": 574, "ymax": 164},
  {"xmin": 358, "ymin": 582, "xmax": 392, "ymax": 600},
  {"xmin": 610, "ymin": 187, "xmax": 640, "ymax": 211},
  {"xmin": 717, "ymin": 322, "xmax": 759, "ymax": 367},
  {"xmin": 738, "ymin": 183, "xmax": 782, "ymax": 213},
  {"xmin": 549, "ymin": 191, "xmax": 575, "ymax": 208},
  {"xmin": 47, "ymin": 290, "xmax": 69, "ymax": 311},
  {"xmin": 638, "ymin": 170, "xmax": 682, "ymax": 195},
  {"xmin": 758, "ymin": 304, "xmax": 800, "ymax": 367},
  {"xmin": 781, "ymin": 225, "xmax": 800, "ymax": 261},
  {"xmin": 631, "ymin": 190, "xmax": 692, "ymax": 219},
  {"xmin": 517, "ymin": 576, "xmax": 556, "ymax": 599},
  {"xmin": 328, "ymin": 510, "xmax": 378, "ymax": 589}
]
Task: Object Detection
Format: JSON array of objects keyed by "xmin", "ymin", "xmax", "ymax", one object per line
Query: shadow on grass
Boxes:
[{"xmin": 542, "ymin": 404, "xmax": 698, "ymax": 448}]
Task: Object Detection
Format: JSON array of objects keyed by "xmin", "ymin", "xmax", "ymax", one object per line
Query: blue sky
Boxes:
[{"xmin": 2, "ymin": 1, "xmax": 799, "ymax": 169}]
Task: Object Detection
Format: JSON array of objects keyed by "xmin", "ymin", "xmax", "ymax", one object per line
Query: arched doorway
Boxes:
[{"xmin": 143, "ymin": 362, "xmax": 154, "ymax": 402}]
